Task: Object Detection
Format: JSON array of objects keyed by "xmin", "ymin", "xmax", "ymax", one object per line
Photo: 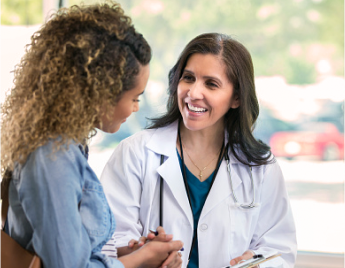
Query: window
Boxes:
[{"xmin": 1, "ymin": 0, "xmax": 344, "ymax": 266}]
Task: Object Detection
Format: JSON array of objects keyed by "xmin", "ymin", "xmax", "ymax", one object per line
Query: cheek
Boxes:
[
  {"xmin": 177, "ymin": 88, "xmax": 184, "ymax": 109},
  {"xmin": 122, "ymin": 106, "xmax": 133, "ymax": 119}
]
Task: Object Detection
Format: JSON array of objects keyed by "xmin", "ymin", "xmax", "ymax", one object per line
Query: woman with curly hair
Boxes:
[{"xmin": 1, "ymin": 2, "xmax": 183, "ymax": 268}]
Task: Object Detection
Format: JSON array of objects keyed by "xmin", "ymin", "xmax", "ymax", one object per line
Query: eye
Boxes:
[
  {"xmin": 181, "ymin": 74, "xmax": 194, "ymax": 82},
  {"xmin": 133, "ymin": 99, "xmax": 140, "ymax": 103},
  {"xmin": 206, "ymin": 80, "xmax": 219, "ymax": 88}
]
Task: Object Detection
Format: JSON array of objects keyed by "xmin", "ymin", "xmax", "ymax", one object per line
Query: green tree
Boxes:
[
  {"xmin": 2, "ymin": 0, "xmax": 343, "ymax": 84},
  {"xmin": 1, "ymin": 0, "xmax": 42, "ymax": 25}
]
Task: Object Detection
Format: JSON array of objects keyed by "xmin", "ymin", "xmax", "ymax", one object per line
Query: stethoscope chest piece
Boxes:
[{"xmin": 226, "ymin": 153, "xmax": 258, "ymax": 209}]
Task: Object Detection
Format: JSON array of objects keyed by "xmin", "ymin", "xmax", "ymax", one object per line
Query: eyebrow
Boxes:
[{"xmin": 183, "ymin": 69, "xmax": 223, "ymax": 85}]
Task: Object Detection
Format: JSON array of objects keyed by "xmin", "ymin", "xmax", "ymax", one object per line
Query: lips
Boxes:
[{"xmin": 187, "ymin": 103, "xmax": 208, "ymax": 113}]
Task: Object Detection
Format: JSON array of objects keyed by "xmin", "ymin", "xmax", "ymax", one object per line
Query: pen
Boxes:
[
  {"xmin": 149, "ymin": 229, "xmax": 159, "ymax": 236},
  {"xmin": 149, "ymin": 229, "xmax": 184, "ymax": 251}
]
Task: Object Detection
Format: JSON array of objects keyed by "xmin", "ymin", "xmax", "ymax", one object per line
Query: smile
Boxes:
[{"xmin": 187, "ymin": 103, "xmax": 207, "ymax": 113}]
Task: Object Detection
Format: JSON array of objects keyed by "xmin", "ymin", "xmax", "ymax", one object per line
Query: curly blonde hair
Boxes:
[{"xmin": 1, "ymin": 1, "xmax": 151, "ymax": 176}]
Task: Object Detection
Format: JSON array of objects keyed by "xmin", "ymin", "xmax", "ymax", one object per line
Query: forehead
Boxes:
[{"xmin": 184, "ymin": 53, "xmax": 227, "ymax": 77}]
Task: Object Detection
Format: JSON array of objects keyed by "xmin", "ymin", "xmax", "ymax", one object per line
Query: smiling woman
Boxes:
[
  {"xmin": 100, "ymin": 33, "xmax": 297, "ymax": 268},
  {"xmin": 177, "ymin": 53, "xmax": 240, "ymax": 135}
]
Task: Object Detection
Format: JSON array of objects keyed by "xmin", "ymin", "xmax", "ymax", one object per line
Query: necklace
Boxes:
[
  {"xmin": 177, "ymin": 123, "xmax": 224, "ymax": 261},
  {"xmin": 182, "ymin": 143, "xmax": 221, "ymax": 179}
]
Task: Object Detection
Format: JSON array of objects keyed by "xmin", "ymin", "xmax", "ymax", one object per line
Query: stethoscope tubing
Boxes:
[{"xmin": 158, "ymin": 135, "xmax": 257, "ymax": 263}]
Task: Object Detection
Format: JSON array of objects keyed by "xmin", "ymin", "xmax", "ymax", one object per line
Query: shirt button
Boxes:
[{"xmin": 200, "ymin": 223, "xmax": 208, "ymax": 231}]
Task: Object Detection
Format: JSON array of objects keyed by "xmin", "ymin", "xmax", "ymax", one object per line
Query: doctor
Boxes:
[{"xmin": 101, "ymin": 33, "xmax": 297, "ymax": 268}]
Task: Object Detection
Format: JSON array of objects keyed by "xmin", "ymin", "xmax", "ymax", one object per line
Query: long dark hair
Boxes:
[{"xmin": 149, "ymin": 33, "xmax": 272, "ymax": 166}]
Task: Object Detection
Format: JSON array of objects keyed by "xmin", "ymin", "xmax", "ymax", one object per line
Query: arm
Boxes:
[
  {"xmin": 100, "ymin": 140, "xmax": 183, "ymax": 268},
  {"xmin": 17, "ymin": 144, "xmax": 124, "ymax": 268},
  {"xmin": 118, "ymin": 239, "xmax": 183, "ymax": 268},
  {"xmin": 116, "ymin": 227, "xmax": 175, "ymax": 257},
  {"xmin": 246, "ymin": 161, "xmax": 297, "ymax": 268},
  {"xmin": 101, "ymin": 140, "xmax": 147, "ymax": 248}
]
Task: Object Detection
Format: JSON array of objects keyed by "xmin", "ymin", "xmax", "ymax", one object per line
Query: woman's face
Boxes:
[
  {"xmin": 98, "ymin": 64, "xmax": 150, "ymax": 133},
  {"xmin": 177, "ymin": 53, "xmax": 239, "ymax": 133}
]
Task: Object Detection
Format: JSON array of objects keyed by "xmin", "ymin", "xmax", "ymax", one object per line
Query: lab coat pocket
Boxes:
[
  {"xmin": 228, "ymin": 203, "xmax": 260, "ymax": 258},
  {"xmin": 80, "ymin": 180, "xmax": 108, "ymax": 237}
]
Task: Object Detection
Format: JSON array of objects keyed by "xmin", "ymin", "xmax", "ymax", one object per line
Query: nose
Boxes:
[{"xmin": 187, "ymin": 82, "xmax": 203, "ymax": 100}]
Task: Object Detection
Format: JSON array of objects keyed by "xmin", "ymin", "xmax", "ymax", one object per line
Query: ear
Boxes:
[{"xmin": 230, "ymin": 94, "xmax": 240, "ymax": 109}]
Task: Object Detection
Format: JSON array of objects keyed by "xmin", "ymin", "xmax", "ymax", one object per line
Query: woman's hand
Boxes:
[
  {"xmin": 126, "ymin": 226, "xmax": 174, "ymax": 250},
  {"xmin": 119, "ymin": 239, "xmax": 183, "ymax": 268},
  {"xmin": 138, "ymin": 240, "xmax": 183, "ymax": 268},
  {"xmin": 147, "ymin": 226, "xmax": 173, "ymax": 242},
  {"xmin": 118, "ymin": 226, "xmax": 183, "ymax": 268},
  {"xmin": 230, "ymin": 250, "xmax": 258, "ymax": 268},
  {"xmin": 146, "ymin": 226, "xmax": 182, "ymax": 268}
]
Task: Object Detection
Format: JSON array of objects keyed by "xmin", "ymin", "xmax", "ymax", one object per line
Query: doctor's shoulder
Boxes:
[
  {"xmin": 114, "ymin": 128, "xmax": 159, "ymax": 154},
  {"xmin": 232, "ymin": 144, "xmax": 282, "ymax": 177}
]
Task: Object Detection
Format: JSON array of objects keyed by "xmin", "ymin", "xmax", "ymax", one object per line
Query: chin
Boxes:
[
  {"xmin": 182, "ymin": 118, "xmax": 206, "ymax": 131},
  {"xmin": 111, "ymin": 126, "xmax": 121, "ymax": 134},
  {"xmin": 101, "ymin": 125, "xmax": 121, "ymax": 134}
]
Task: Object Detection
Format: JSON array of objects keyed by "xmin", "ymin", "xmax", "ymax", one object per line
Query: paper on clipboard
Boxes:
[{"xmin": 221, "ymin": 253, "xmax": 281, "ymax": 268}]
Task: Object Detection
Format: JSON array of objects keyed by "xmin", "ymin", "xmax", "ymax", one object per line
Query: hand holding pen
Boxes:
[
  {"xmin": 149, "ymin": 227, "xmax": 184, "ymax": 252},
  {"xmin": 148, "ymin": 227, "xmax": 184, "ymax": 268},
  {"xmin": 147, "ymin": 226, "xmax": 174, "ymax": 243},
  {"xmin": 121, "ymin": 227, "xmax": 183, "ymax": 268},
  {"xmin": 126, "ymin": 226, "xmax": 174, "ymax": 250}
]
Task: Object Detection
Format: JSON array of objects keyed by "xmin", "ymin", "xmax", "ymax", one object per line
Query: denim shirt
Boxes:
[{"xmin": 6, "ymin": 140, "xmax": 125, "ymax": 268}]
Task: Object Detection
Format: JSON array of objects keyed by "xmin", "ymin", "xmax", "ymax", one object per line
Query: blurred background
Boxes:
[{"xmin": 1, "ymin": 0, "xmax": 344, "ymax": 267}]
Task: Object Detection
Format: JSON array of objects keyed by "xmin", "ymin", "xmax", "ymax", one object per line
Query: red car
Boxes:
[{"xmin": 269, "ymin": 122, "xmax": 344, "ymax": 161}]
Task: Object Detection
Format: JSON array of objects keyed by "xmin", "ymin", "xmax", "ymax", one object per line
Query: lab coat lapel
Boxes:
[
  {"xmin": 200, "ymin": 155, "xmax": 243, "ymax": 220},
  {"xmin": 146, "ymin": 122, "xmax": 194, "ymax": 227},
  {"xmin": 157, "ymin": 156, "xmax": 194, "ymax": 227}
]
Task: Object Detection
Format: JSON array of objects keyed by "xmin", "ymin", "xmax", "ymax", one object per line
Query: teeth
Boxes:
[{"xmin": 188, "ymin": 103, "xmax": 206, "ymax": 112}]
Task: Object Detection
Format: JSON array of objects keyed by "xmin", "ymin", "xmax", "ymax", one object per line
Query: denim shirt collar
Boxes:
[{"xmin": 78, "ymin": 144, "xmax": 89, "ymax": 160}]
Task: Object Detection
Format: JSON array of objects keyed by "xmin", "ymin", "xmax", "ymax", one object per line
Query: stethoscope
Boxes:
[
  {"xmin": 224, "ymin": 146, "xmax": 258, "ymax": 209},
  {"xmin": 157, "ymin": 127, "xmax": 258, "ymax": 261}
]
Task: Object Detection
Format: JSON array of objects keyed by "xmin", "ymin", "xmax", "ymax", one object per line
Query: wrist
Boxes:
[
  {"xmin": 118, "ymin": 248, "xmax": 146, "ymax": 268},
  {"xmin": 117, "ymin": 243, "xmax": 140, "ymax": 257}
]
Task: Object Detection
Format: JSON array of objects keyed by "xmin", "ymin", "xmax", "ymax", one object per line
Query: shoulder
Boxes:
[
  {"xmin": 30, "ymin": 139, "xmax": 83, "ymax": 163},
  {"xmin": 112, "ymin": 122, "xmax": 178, "ymax": 159},
  {"xmin": 119, "ymin": 128, "xmax": 157, "ymax": 145},
  {"xmin": 119, "ymin": 122, "xmax": 177, "ymax": 148},
  {"xmin": 19, "ymin": 139, "xmax": 87, "ymax": 180},
  {"xmin": 14, "ymin": 139, "xmax": 87, "ymax": 195}
]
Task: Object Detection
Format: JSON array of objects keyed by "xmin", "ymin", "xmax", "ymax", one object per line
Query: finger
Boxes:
[
  {"xmin": 163, "ymin": 233, "xmax": 173, "ymax": 242},
  {"xmin": 167, "ymin": 240, "xmax": 184, "ymax": 252},
  {"xmin": 160, "ymin": 250, "xmax": 181, "ymax": 268},
  {"xmin": 151, "ymin": 227, "xmax": 173, "ymax": 242},
  {"xmin": 172, "ymin": 252, "xmax": 183, "ymax": 268},
  {"xmin": 230, "ymin": 251, "xmax": 254, "ymax": 265},
  {"xmin": 230, "ymin": 256, "xmax": 244, "ymax": 266},
  {"xmin": 138, "ymin": 236, "xmax": 147, "ymax": 247},
  {"xmin": 242, "ymin": 250, "xmax": 254, "ymax": 259},
  {"xmin": 150, "ymin": 233, "xmax": 173, "ymax": 242},
  {"xmin": 128, "ymin": 239, "xmax": 138, "ymax": 248},
  {"xmin": 147, "ymin": 232, "xmax": 156, "ymax": 240},
  {"xmin": 156, "ymin": 226, "xmax": 166, "ymax": 235}
]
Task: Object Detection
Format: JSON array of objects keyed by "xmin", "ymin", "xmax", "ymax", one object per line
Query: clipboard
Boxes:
[{"xmin": 221, "ymin": 253, "xmax": 281, "ymax": 268}]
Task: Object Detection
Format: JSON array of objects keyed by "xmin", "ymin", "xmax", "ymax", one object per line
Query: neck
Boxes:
[
  {"xmin": 178, "ymin": 122, "xmax": 224, "ymax": 152},
  {"xmin": 177, "ymin": 121, "xmax": 225, "ymax": 182}
]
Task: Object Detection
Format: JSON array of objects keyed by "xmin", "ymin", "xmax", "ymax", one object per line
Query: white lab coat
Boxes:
[{"xmin": 101, "ymin": 121, "xmax": 297, "ymax": 268}]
